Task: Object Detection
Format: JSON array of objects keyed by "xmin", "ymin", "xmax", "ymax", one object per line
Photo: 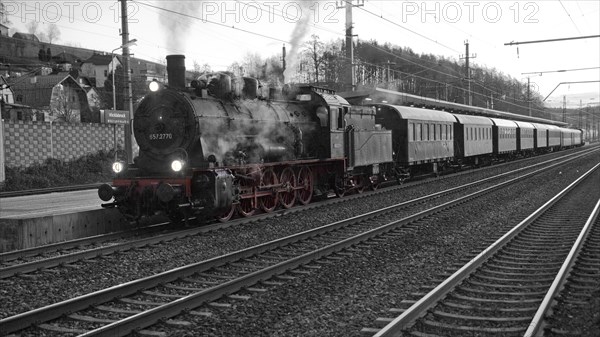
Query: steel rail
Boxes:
[
  {"xmin": 0, "ymin": 222, "xmax": 171, "ymax": 263},
  {"xmin": 2, "ymin": 144, "xmax": 595, "ymax": 335},
  {"xmin": 0, "ymin": 183, "xmax": 104, "ymax": 198},
  {"xmin": 372, "ymin": 162, "xmax": 600, "ymax": 337},
  {"xmin": 524, "ymin": 197, "xmax": 600, "ymax": 337},
  {"xmin": 0, "ymin": 220, "xmax": 227, "ymax": 278},
  {"xmin": 2, "ymin": 148, "xmax": 596, "ymax": 279}
]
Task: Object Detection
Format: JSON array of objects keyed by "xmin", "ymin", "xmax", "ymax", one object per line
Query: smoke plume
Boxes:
[
  {"xmin": 158, "ymin": 2, "xmax": 204, "ymax": 53},
  {"xmin": 283, "ymin": 2, "xmax": 314, "ymax": 83}
]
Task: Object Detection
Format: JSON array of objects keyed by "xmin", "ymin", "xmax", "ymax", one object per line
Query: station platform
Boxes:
[{"xmin": 0, "ymin": 189, "xmax": 129, "ymax": 252}]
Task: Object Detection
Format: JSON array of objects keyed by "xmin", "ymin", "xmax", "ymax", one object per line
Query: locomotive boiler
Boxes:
[{"xmin": 99, "ymin": 55, "xmax": 394, "ymax": 222}]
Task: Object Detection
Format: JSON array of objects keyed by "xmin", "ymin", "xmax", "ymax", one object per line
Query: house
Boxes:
[
  {"xmin": 0, "ymin": 75, "xmax": 14, "ymax": 104},
  {"xmin": 80, "ymin": 54, "xmax": 121, "ymax": 88},
  {"xmin": 83, "ymin": 86, "xmax": 100, "ymax": 109},
  {"xmin": 0, "ymin": 23, "xmax": 8, "ymax": 37},
  {"xmin": 8, "ymin": 73, "xmax": 90, "ymax": 122},
  {"xmin": 12, "ymin": 32, "xmax": 39, "ymax": 42}
]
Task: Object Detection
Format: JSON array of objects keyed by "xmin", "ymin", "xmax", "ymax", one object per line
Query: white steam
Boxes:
[
  {"xmin": 283, "ymin": 3, "xmax": 313, "ymax": 83},
  {"xmin": 159, "ymin": 2, "xmax": 204, "ymax": 52}
]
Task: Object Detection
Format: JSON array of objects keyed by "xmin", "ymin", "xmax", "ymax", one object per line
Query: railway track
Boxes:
[
  {"xmin": 2, "ymin": 148, "xmax": 597, "ymax": 279},
  {"xmin": 1, "ymin": 149, "xmax": 597, "ymax": 336},
  {"xmin": 365, "ymin": 163, "xmax": 600, "ymax": 337},
  {"xmin": 0, "ymin": 183, "xmax": 104, "ymax": 198}
]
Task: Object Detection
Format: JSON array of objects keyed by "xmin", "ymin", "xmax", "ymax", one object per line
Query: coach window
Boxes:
[
  {"xmin": 416, "ymin": 123, "xmax": 422, "ymax": 141},
  {"xmin": 413, "ymin": 123, "xmax": 417, "ymax": 141},
  {"xmin": 340, "ymin": 107, "xmax": 348, "ymax": 129}
]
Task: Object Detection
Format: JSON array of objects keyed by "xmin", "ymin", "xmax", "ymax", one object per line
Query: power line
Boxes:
[
  {"xmin": 133, "ymin": 1, "xmax": 289, "ymax": 44},
  {"xmin": 558, "ymin": 0, "xmax": 582, "ymax": 35},
  {"xmin": 355, "ymin": 3, "xmax": 461, "ymax": 54},
  {"xmin": 504, "ymin": 35, "xmax": 600, "ymax": 46},
  {"xmin": 521, "ymin": 66, "xmax": 600, "ymax": 75}
]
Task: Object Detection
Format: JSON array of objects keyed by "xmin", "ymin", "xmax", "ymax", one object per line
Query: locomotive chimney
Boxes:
[{"xmin": 166, "ymin": 54, "xmax": 186, "ymax": 89}]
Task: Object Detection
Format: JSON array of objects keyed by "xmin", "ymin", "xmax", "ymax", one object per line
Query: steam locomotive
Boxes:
[{"xmin": 98, "ymin": 54, "xmax": 583, "ymax": 222}]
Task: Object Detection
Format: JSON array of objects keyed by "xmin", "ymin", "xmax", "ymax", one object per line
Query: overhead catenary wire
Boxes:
[
  {"xmin": 129, "ymin": 1, "xmax": 565, "ymax": 120},
  {"xmin": 4, "ymin": 0, "xmax": 592, "ymax": 123}
]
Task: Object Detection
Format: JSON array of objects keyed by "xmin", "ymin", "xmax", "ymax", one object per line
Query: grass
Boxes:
[{"xmin": 1, "ymin": 151, "xmax": 115, "ymax": 192}]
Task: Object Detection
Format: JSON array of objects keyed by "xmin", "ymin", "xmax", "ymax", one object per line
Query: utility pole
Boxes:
[
  {"xmin": 527, "ymin": 77, "xmax": 531, "ymax": 116},
  {"xmin": 460, "ymin": 40, "xmax": 476, "ymax": 105},
  {"xmin": 338, "ymin": 0, "xmax": 364, "ymax": 91},
  {"xmin": 579, "ymin": 100, "xmax": 582, "ymax": 128},
  {"xmin": 120, "ymin": 0, "xmax": 133, "ymax": 164},
  {"xmin": 281, "ymin": 44, "xmax": 286, "ymax": 83},
  {"xmin": 386, "ymin": 60, "xmax": 396, "ymax": 84},
  {"xmin": 563, "ymin": 96, "xmax": 566, "ymax": 123}
]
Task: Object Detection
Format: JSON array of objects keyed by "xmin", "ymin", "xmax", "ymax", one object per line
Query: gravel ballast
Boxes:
[{"xmin": 1, "ymin": 149, "xmax": 598, "ymax": 337}]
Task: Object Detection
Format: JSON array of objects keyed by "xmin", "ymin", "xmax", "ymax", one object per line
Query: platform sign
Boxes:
[{"xmin": 102, "ymin": 110, "xmax": 130, "ymax": 124}]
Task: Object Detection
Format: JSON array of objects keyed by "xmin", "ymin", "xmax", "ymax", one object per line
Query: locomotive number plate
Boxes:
[{"xmin": 149, "ymin": 133, "xmax": 173, "ymax": 140}]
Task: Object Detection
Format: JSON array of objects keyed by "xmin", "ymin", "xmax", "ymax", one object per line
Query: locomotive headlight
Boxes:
[
  {"xmin": 112, "ymin": 161, "xmax": 125, "ymax": 173},
  {"xmin": 171, "ymin": 159, "xmax": 184, "ymax": 172},
  {"xmin": 149, "ymin": 80, "xmax": 160, "ymax": 92}
]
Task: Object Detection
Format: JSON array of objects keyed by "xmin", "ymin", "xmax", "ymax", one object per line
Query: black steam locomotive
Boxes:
[
  {"xmin": 98, "ymin": 54, "xmax": 583, "ymax": 222},
  {"xmin": 98, "ymin": 55, "xmax": 394, "ymax": 222}
]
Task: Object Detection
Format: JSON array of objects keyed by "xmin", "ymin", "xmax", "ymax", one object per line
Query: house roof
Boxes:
[
  {"xmin": 53, "ymin": 52, "xmax": 81, "ymax": 64},
  {"xmin": 12, "ymin": 32, "xmax": 39, "ymax": 42},
  {"xmin": 84, "ymin": 86, "xmax": 99, "ymax": 94},
  {"xmin": 82, "ymin": 54, "xmax": 120, "ymax": 66},
  {"xmin": 8, "ymin": 73, "xmax": 85, "ymax": 108},
  {"xmin": 78, "ymin": 76, "xmax": 94, "ymax": 87}
]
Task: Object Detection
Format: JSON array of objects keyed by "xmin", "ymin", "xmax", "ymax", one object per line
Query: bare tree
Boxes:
[
  {"xmin": 50, "ymin": 84, "xmax": 78, "ymax": 123},
  {"xmin": 192, "ymin": 60, "xmax": 211, "ymax": 77},
  {"xmin": 46, "ymin": 23, "xmax": 61, "ymax": 44},
  {"xmin": 26, "ymin": 21, "xmax": 39, "ymax": 34},
  {"xmin": 303, "ymin": 34, "xmax": 325, "ymax": 83},
  {"xmin": 0, "ymin": 0, "xmax": 11, "ymax": 25},
  {"xmin": 241, "ymin": 53, "xmax": 265, "ymax": 78}
]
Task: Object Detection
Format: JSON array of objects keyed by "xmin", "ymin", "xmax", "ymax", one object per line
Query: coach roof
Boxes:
[
  {"xmin": 378, "ymin": 104, "xmax": 456, "ymax": 122},
  {"xmin": 490, "ymin": 118, "xmax": 518, "ymax": 128},
  {"xmin": 530, "ymin": 123, "xmax": 551, "ymax": 131},
  {"xmin": 452, "ymin": 114, "xmax": 493, "ymax": 125},
  {"xmin": 514, "ymin": 121, "xmax": 535, "ymax": 129}
]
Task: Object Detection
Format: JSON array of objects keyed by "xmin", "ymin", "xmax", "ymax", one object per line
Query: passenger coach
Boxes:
[
  {"xmin": 452, "ymin": 114, "xmax": 493, "ymax": 166},
  {"xmin": 491, "ymin": 118, "xmax": 518, "ymax": 157},
  {"xmin": 375, "ymin": 105, "xmax": 454, "ymax": 175}
]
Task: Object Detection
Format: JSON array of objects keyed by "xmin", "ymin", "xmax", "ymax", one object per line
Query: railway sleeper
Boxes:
[
  {"xmin": 431, "ymin": 310, "xmax": 532, "ymax": 322},
  {"xmin": 442, "ymin": 301, "xmax": 537, "ymax": 313},
  {"xmin": 416, "ymin": 318, "xmax": 526, "ymax": 334}
]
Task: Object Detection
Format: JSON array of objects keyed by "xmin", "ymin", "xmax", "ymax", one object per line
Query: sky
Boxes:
[{"xmin": 2, "ymin": 0, "xmax": 599, "ymax": 108}]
